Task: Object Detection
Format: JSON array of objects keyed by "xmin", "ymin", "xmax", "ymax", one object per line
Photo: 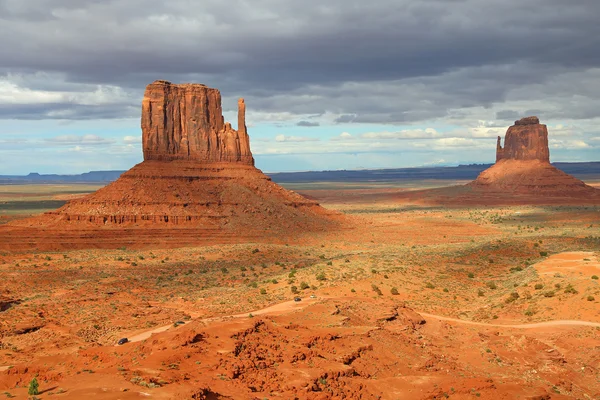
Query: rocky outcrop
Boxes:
[
  {"xmin": 141, "ymin": 80, "xmax": 253, "ymax": 164},
  {"xmin": 496, "ymin": 116, "xmax": 549, "ymax": 162}
]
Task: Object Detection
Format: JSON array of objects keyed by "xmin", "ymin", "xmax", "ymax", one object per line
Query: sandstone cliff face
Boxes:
[
  {"xmin": 141, "ymin": 80, "xmax": 254, "ymax": 165},
  {"xmin": 496, "ymin": 116, "xmax": 549, "ymax": 163}
]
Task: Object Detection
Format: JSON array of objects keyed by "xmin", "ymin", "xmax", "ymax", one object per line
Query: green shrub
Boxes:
[
  {"xmin": 564, "ymin": 285, "xmax": 578, "ymax": 294},
  {"xmin": 260, "ymin": 288, "xmax": 267, "ymax": 295},
  {"xmin": 300, "ymin": 281, "xmax": 310, "ymax": 290},
  {"xmin": 588, "ymin": 296, "xmax": 595, "ymax": 301},
  {"xmin": 28, "ymin": 377, "xmax": 39, "ymax": 396},
  {"xmin": 425, "ymin": 282, "xmax": 435, "ymax": 289},
  {"xmin": 291, "ymin": 286, "xmax": 298, "ymax": 294},
  {"xmin": 539, "ymin": 251, "xmax": 548, "ymax": 257},
  {"xmin": 543, "ymin": 291, "xmax": 555, "ymax": 298},
  {"xmin": 534, "ymin": 284, "xmax": 544, "ymax": 290},
  {"xmin": 316, "ymin": 272, "xmax": 326, "ymax": 281},
  {"xmin": 468, "ymin": 273, "xmax": 474, "ymax": 279},
  {"xmin": 592, "ymin": 275, "xmax": 599, "ymax": 280}
]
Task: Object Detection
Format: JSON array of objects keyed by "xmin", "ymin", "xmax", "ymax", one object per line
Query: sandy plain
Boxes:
[{"xmin": 0, "ymin": 179, "xmax": 599, "ymax": 399}]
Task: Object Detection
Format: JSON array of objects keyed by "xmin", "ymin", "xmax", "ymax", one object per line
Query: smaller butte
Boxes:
[{"xmin": 394, "ymin": 116, "xmax": 600, "ymax": 206}]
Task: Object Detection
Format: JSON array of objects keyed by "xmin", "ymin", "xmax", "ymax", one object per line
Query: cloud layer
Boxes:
[{"xmin": 0, "ymin": 0, "xmax": 599, "ymax": 173}]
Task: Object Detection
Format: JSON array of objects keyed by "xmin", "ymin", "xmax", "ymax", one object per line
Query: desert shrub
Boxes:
[
  {"xmin": 260, "ymin": 288, "xmax": 267, "ymax": 295},
  {"xmin": 28, "ymin": 377, "xmax": 39, "ymax": 395},
  {"xmin": 425, "ymin": 282, "xmax": 435, "ymax": 289},
  {"xmin": 543, "ymin": 291, "xmax": 555, "ymax": 298},
  {"xmin": 271, "ymin": 279, "xmax": 278, "ymax": 284},
  {"xmin": 510, "ymin": 266, "xmax": 523, "ymax": 273},
  {"xmin": 300, "ymin": 281, "xmax": 310, "ymax": 290},
  {"xmin": 390, "ymin": 287, "xmax": 399, "ymax": 295},
  {"xmin": 564, "ymin": 285, "xmax": 578, "ymax": 294},
  {"xmin": 539, "ymin": 251, "xmax": 548, "ymax": 257},
  {"xmin": 350, "ymin": 288, "xmax": 356, "ymax": 293},
  {"xmin": 588, "ymin": 296, "xmax": 595, "ymax": 301},
  {"xmin": 486, "ymin": 282, "xmax": 497, "ymax": 290},
  {"xmin": 252, "ymin": 248, "xmax": 260, "ymax": 254},
  {"xmin": 534, "ymin": 284, "xmax": 544, "ymax": 290},
  {"xmin": 468, "ymin": 273, "xmax": 475, "ymax": 279},
  {"xmin": 316, "ymin": 272, "xmax": 326, "ymax": 281},
  {"xmin": 443, "ymin": 288, "xmax": 449, "ymax": 293},
  {"xmin": 477, "ymin": 289, "xmax": 485, "ymax": 297},
  {"xmin": 524, "ymin": 310, "xmax": 535, "ymax": 316},
  {"xmin": 291, "ymin": 286, "xmax": 298, "ymax": 294},
  {"xmin": 371, "ymin": 284, "xmax": 382, "ymax": 296},
  {"xmin": 592, "ymin": 275, "xmax": 599, "ymax": 280},
  {"xmin": 326, "ymin": 261, "xmax": 333, "ymax": 266},
  {"xmin": 505, "ymin": 292, "xmax": 520, "ymax": 303}
]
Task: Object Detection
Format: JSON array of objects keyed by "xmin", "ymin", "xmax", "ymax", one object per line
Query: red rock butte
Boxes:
[
  {"xmin": 470, "ymin": 116, "xmax": 595, "ymax": 195},
  {"xmin": 0, "ymin": 81, "xmax": 339, "ymax": 251},
  {"xmin": 394, "ymin": 116, "xmax": 600, "ymax": 205}
]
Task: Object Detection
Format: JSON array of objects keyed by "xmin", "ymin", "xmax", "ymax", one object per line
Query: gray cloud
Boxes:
[
  {"xmin": 0, "ymin": 0, "xmax": 598, "ymax": 130},
  {"xmin": 296, "ymin": 121, "xmax": 320, "ymax": 127}
]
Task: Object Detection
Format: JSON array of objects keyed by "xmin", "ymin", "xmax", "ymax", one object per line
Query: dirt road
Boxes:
[{"xmin": 122, "ymin": 297, "xmax": 600, "ymax": 346}]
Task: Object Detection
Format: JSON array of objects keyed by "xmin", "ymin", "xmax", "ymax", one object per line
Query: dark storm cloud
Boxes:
[{"xmin": 0, "ymin": 0, "xmax": 599, "ymax": 121}]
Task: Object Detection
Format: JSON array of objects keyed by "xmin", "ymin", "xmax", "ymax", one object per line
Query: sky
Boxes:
[{"xmin": 1, "ymin": 0, "xmax": 599, "ymax": 174}]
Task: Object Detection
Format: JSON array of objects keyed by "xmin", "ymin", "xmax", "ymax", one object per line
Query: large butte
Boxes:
[{"xmin": 0, "ymin": 81, "xmax": 339, "ymax": 251}]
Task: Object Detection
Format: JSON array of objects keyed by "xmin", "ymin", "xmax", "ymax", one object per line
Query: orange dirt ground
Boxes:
[{"xmin": 1, "ymin": 183, "xmax": 599, "ymax": 399}]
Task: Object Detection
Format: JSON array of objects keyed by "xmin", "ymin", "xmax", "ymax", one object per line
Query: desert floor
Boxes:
[{"xmin": 0, "ymin": 180, "xmax": 599, "ymax": 399}]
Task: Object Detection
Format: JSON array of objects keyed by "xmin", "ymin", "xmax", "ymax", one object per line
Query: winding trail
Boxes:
[
  {"xmin": 126, "ymin": 298, "xmax": 314, "ymax": 344},
  {"xmin": 124, "ymin": 298, "xmax": 600, "ymax": 346},
  {"xmin": 419, "ymin": 312, "xmax": 600, "ymax": 329},
  {"xmin": 2, "ymin": 298, "xmax": 600, "ymax": 372}
]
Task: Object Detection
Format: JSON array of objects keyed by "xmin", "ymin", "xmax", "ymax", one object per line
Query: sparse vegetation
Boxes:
[{"xmin": 28, "ymin": 377, "xmax": 39, "ymax": 396}]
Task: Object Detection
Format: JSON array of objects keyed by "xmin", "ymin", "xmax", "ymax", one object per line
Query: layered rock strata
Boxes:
[
  {"xmin": 495, "ymin": 116, "xmax": 549, "ymax": 162},
  {"xmin": 142, "ymin": 80, "xmax": 253, "ymax": 164}
]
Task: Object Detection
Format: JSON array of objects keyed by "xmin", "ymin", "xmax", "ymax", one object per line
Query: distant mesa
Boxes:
[
  {"xmin": 395, "ymin": 116, "xmax": 600, "ymax": 205},
  {"xmin": 0, "ymin": 81, "xmax": 339, "ymax": 251},
  {"xmin": 469, "ymin": 116, "xmax": 595, "ymax": 195}
]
